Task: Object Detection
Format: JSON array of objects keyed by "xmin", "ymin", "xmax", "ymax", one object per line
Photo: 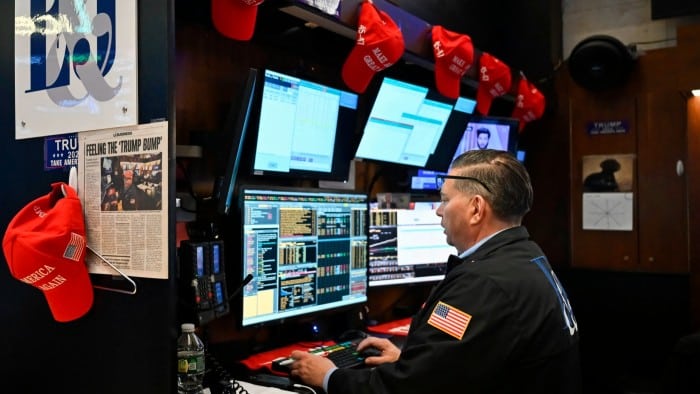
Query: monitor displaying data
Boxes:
[
  {"xmin": 250, "ymin": 69, "xmax": 359, "ymax": 181},
  {"xmin": 239, "ymin": 186, "xmax": 369, "ymax": 327},
  {"xmin": 368, "ymin": 200, "xmax": 457, "ymax": 287},
  {"xmin": 354, "ymin": 76, "xmax": 476, "ymax": 172}
]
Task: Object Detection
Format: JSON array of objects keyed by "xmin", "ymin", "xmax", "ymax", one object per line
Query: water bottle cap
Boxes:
[{"xmin": 181, "ymin": 323, "xmax": 195, "ymax": 332}]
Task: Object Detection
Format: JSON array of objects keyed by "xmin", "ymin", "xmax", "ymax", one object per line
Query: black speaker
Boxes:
[{"xmin": 568, "ymin": 35, "xmax": 637, "ymax": 91}]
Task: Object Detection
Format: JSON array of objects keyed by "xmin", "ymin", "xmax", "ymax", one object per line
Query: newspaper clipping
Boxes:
[{"xmin": 79, "ymin": 121, "xmax": 168, "ymax": 279}]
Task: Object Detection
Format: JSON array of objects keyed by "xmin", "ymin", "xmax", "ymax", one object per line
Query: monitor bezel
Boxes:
[
  {"xmin": 217, "ymin": 68, "xmax": 259, "ymax": 215},
  {"xmin": 245, "ymin": 68, "xmax": 360, "ymax": 182},
  {"xmin": 235, "ymin": 184, "xmax": 370, "ymax": 329}
]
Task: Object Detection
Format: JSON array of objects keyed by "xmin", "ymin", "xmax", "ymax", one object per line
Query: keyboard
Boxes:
[{"xmin": 271, "ymin": 340, "xmax": 367, "ymax": 373}]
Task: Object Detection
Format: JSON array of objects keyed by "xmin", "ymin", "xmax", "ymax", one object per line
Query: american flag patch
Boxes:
[
  {"xmin": 427, "ymin": 301, "xmax": 472, "ymax": 340},
  {"xmin": 63, "ymin": 232, "xmax": 85, "ymax": 262}
]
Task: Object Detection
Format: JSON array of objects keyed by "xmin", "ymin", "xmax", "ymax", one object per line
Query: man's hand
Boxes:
[
  {"xmin": 289, "ymin": 350, "xmax": 336, "ymax": 388},
  {"xmin": 357, "ymin": 337, "xmax": 401, "ymax": 366}
]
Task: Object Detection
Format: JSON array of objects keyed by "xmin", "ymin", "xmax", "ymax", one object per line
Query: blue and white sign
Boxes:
[
  {"xmin": 44, "ymin": 133, "xmax": 78, "ymax": 170},
  {"xmin": 586, "ymin": 120, "xmax": 629, "ymax": 135},
  {"xmin": 14, "ymin": 0, "xmax": 138, "ymax": 140}
]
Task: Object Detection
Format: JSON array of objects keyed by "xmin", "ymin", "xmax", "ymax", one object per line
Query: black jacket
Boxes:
[{"xmin": 329, "ymin": 226, "xmax": 581, "ymax": 394}]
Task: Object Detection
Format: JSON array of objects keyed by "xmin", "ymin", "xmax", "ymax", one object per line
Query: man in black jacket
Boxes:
[{"xmin": 289, "ymin": 149, "xmax": 581, "ymax": 393}]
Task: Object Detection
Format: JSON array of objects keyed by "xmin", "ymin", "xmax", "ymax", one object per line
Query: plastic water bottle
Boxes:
[{"xmin": 177, "ymin": 323, "xmax": 205, "ymax": 394}]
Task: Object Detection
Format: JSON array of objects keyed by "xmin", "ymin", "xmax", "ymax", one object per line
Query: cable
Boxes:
[{"xmin": 292, "ymin": 383, "xmax": 317, "ymax": 394}]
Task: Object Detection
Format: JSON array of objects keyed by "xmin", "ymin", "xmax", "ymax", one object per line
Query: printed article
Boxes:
[{"xmin": 78, "ymin": 121, "xmax": 169, "ymax": 279}]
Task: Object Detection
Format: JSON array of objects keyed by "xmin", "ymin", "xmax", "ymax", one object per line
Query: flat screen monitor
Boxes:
[
  {"xmin": 354, "ymin": 76, "xmax": 477, "ymax": 172},
  {"xmin": 218, "ymin": 68, "xmax": 258, "ymax": 215},
  {"xmin": 249, "ymin": 69, "xmax": 359, "ymax": 181},
  {"xmin": 368, "ymin": 199, "xmax": 457, "ymax": 287},
  {"xmin": 411, "ymin": 115, "xmax": 520, "ymax": 192},
  {"xmin": 239, "ymin": 186, "xmax": 369, "ymax": 327}
]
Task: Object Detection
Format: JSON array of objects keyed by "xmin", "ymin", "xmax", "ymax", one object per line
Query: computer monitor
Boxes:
[
  {"xmin": 354, "ymin": 76, "xmax": 476, "ymax": 172},
  {"xmin": 218, "ymin": 68, "xmax": 258, "ymax": 215},
  {"xmin": 367, "ymin": 199, "xmax": 457, "ymax": 287},
  {"xmin": 238, "ymin": 186, "xmax": 369, "ymax": 328},
  {"xmin": 249, "ymin": 69, "xmax": 359, "ymax": 181},
  {"xmin": 410, "ymin": 115, "xmax": 520, "ymax": 192}
]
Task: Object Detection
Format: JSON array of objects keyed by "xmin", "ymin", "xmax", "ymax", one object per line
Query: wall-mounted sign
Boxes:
[
  {"xmin": 14, "ymin": 0, "xmax": 138, "ymax": 140},
  {"xmin": 586, "ymin": 120, "xmax": 629, "ymax": 135},
  {"xmin": 44, "ymin": 133, "xmax": 78, "ymax": 170}
]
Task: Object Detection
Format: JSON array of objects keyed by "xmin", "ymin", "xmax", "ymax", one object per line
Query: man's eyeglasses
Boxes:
[{"xmin": 436, "ymin": 175, "xmax": 492, "ymax": 193}]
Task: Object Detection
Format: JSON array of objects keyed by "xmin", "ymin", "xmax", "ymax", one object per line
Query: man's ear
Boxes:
[{"xmin": 469, "ymin": 195, "xmax": 487, "ymax": 224}]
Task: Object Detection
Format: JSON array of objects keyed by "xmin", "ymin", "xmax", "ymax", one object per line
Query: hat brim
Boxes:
[
  {"xmin": 42, "ymin": 258, "xmax": 94, "ymax": 322},
  {"xmin": 434, "ymin": 64, "xmax": 461, "ymax": 99},
  {"xmin": 341, "ymin": 46, "xmax": 379, "ymax": 94},
  {"xmin": 476, "ymin": 84, "xmax": 496, "ymax": 115}
]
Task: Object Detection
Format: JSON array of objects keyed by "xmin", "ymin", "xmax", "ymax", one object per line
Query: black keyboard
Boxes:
[
  {"xmin": 271, "ymin": 341, "xmax": 366, "ymax": 373},
  {"xmin": 323, "ymin": 341, "xmax": 366, "ymax": 368}
]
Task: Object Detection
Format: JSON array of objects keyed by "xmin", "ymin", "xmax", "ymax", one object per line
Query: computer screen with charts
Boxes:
[
  {"xmin": 238, "ymin": 186, "xmax": 369, "ymax": 327},
  {"xmin": 368, "ymin": 200, "xmax": 457, "ymax": 287},
  {"xmin": 249, "ymin": 69, "xmax": 359, "ymax": 181},
  {"xmin": 354, "ymin": 76, "xmax": 476, "ymax": 172}
]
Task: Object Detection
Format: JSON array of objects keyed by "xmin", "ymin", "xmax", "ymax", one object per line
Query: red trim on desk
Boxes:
[{"xmin": 366, "ymin": 317, "xmax": 412, "ymax": 337}]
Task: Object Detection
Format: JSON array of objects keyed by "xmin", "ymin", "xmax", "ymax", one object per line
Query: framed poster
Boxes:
[{"xmin": 15, "ymin": 0, "xmax": 138, "ymax": 139}]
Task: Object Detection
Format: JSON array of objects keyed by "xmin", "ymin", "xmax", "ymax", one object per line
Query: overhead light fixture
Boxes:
[{"xmin": 692, "ymin": 89, "xmax": 700, "ymax": 96}]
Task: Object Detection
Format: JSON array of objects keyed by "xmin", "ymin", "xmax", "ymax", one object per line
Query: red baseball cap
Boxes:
[
  {"xmin": 341, "ymin": 1, "xmax": 405, "ymax": 94},
  {"xmin": 476, "ymin": 52, "xmax": 512, "ymax": 115},
  {"xmin": 2, "ymin": 182, "xmax": 93, "ymax": 322},
  {"xmin": 211, "ymin": 0, "xmax": 264, "ymax": 41},
  {"xmin": 431, "ymin": 25, "xmax": 474, "ymax": 99},
  {"xmin": 511, "ymin": 76, "xmax": 545, "ymax": 131}
]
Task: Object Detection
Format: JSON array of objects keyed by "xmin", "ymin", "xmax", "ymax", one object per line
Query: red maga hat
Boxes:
[
  {"xmin": 431, "ymin": 25, "xmax": 474, "ymax": 99},
  {"xmin": 341, "ymin": 1, "xmax": 405, "ymax": 94},
  {"xmin": 511, "ymin": 76, "xmax": 545, "ymax": 131},
  {"xmin": 211, "ymin": 0, "xmax": 264, "ymax": 41},
  {"xmin": 476, "ymin": 52, "xmax": 512, "ymax": 115},
  {"xmin": 2, "ymin": 182, "xmax": 93, "ymax": 322}
]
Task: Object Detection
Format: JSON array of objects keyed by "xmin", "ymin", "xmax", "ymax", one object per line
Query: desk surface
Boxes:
[
  {"xmin": 240, "ymin": 340, "xmax": 336, "ymax": 373},
  {"xmin": 366, "ymin": 317, "xmax": 411, "ymax": 337}
]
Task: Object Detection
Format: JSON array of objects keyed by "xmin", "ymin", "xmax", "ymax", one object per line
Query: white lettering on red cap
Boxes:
[
  {"xmin": 38, "ymin": 274, "xmax": 67, "ymax": 291},
  {"xmin": 451, "ymin": 55, "xmax": 466, "ymax": 68},
  {"xmin": 523, "ymin": 110, "xmax": 537, "ymax": 122},
  {"xmin": 32, "ymin": 205, "xmax": 46, "ymax": 218},
  {"xmin": 488, "ymin": 82, "xmax": 507, "ymax": 97},
  {"xmin": 433, "ymin": 41, "xmax": 445, "ymax": 58},
  {"xmin": 21, "ymin": 264, "xmax": 56, "ymax": 284},
  {"xmin": 480, "ymin": 65, "xmax": 490, "ymax": 82},
  {"xmin": 372, "ymin": 47, "xmax": 389, "ymax": 65},
  {"xmin": 363, "ymin": 55, "xmax": 381, "ymax": 72},
  {"xmin": 240, "ymin": 0, "xmax": 264, "ymax": 6},
  {"xmin": 448, "ymin": 63, "xmax": 463, "ymax": 74},
  {"xmin": 357, "ymin": 24, "xmax": 367, "ymax": 45},
  {"xmin": 363, "ymin": 47, "xmax": 392, "ymax": 72}
]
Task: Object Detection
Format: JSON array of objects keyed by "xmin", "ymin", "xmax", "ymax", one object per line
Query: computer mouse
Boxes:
[{"xmin": 360, "ymin": 346, "xmax": 382, "ymax": 358}]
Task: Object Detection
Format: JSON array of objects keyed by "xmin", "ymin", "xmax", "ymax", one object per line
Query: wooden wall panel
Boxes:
[
  {"xmin": 568, "ymin": 95, "xmax": 639, "ymax": 270},
  {"xmin": 637, "ymin": 92, "xmax": 688, "ymax": 273},
  {"xmin": 687, "ymin": 98, "xmax": 700, "ymax": 328}
]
